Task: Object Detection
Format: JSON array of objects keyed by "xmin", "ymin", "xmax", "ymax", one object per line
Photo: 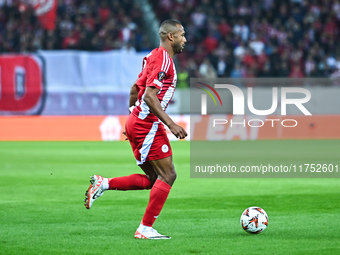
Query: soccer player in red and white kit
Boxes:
[{"xmin": 84, "ymin": 20, "xmax": 187, "ymax": 239}]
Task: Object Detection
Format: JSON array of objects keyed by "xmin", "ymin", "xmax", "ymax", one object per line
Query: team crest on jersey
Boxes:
[
  {"xmin": 158, "ymin": 71, "xmax": 166, "ymax": 81},
  {"xmin": 161, "ymin": 144, "xmax": 169, "ymax": 153}
]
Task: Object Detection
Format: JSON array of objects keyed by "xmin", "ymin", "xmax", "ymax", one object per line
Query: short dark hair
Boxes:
[{"xmin": 159, "ymin": 19, "xmax": 182, "ymax": 42}]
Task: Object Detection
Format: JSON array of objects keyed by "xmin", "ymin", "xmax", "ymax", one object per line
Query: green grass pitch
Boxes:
[{"xmin": 1, "ymin": 140, "xmax": 339, "ymax": 255}]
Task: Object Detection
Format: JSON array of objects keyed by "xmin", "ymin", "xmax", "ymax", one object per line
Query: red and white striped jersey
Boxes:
[{"xmin": 132, "ymin": 46, "xmax": 177, "ymax": 122}]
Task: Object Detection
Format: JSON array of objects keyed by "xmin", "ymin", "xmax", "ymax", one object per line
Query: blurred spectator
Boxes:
[
  {"xmin": 203, "ymin": 31, "xmax": 218, "ymax": 54},
  {"xmin": 218, "ymin": 18, "xmax": 231, "ymax": 37},
  {"xmin": 278, "ymin": 61, "xmax": 290, "ymax": 77},
  {"xmin": 191, "ymin": 7, "xmax": 206, "ymax": 29},
  {"xmin": 98, "ymin": 1, "xmax": 111, "ymax": 23},
  {"xmin": 230, "ymin": 62, "xmax": 245, "ymax": 78},
  {"xmin": 233, "ymin": 19, "xmax": 249, "ymax": 42},
  {"xmin": 186, "ymin": 57, "xmax": 200, "ymax": 78},
  {"xmin": 330, "ymin": 67, "xmax": 340, "ymax": 78},
  {"xmin": 249, "ymin": 34, "xmax": 265, "ymax": 56},
  {"xmin": 119, "ymin": 17, "xmax": 136, "ymax": 43},
  {"xmin": 62, "ymin": 29, "xmax": 79, "ymax": 49},
  {"xmin": 199, "ymin": 58, "xmax": 217, "ymax": 78},
  {"xmin": 305, "ymin": 55, "xmax": 317, "ymax": 77},
  {"xmin": 216, "ymin": 57, "xmax": 227, "ymax": 77},
  {"xmin": 326, "ymin": 54, "xmax": 337, "ymax": 71},
  {"xmin": 289, "ymin": 63, "xmax": 304, "ymax": 78},
  {"xmin": 234, "ymin": 41, "xmax": 246, "ymax": 59},
  {"xmin": 258, "ymin": 60, "xmax": 272, "ymax": 77},
  {"xmin": 335, "ymin": 56, "xmax": 340, "ymax": 70}
]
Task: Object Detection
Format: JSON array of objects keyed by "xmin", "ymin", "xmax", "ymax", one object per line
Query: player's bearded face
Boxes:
[
  {"xmin": 173, "ymin": 40, "xmax": 183, "ymax": 54},
  {"xmin": 172, "ymin": 27, "xmax": 186, "ymax": 54}
]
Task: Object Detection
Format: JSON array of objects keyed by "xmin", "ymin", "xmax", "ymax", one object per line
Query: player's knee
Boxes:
[
  {"xmin": 165, "ymin": 165, "xmax": 176, "ymax": 185},
  {"xmin": 147, "ymin": 174, "xmax": 157, "ymax": 187},
  {"xmin": 169, "ymin": 169, "xmax": 177, "ymax": 183}
]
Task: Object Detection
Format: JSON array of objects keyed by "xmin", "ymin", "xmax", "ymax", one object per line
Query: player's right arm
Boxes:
[{"xmin": 143, "ymin": 86, "xmax": 187, "ymax": 139}]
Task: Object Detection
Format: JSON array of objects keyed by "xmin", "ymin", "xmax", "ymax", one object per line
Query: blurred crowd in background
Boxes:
[
  {"xmin": 1, "ymin": 0, "xmax": 340, "ymax": 84},
  {"xmin": 151, "ymin": 0, "xmax": 340, "ymax": 81},
  {"xmin": 0, "ymin": 0, "xmax": 150, "ymax": 52}
]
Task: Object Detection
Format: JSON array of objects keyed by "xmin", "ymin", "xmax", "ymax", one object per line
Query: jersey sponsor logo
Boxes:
[
  {"xmin": 161, "ymin": 144, "xmax": 169, "ymax": 153},
  {"xmin": 158, "ymin": 71, "xmax": 166, "ymax": 81}
]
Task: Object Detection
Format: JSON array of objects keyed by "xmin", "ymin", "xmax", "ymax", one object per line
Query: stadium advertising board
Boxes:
[
  {"xmin": 0, "ymin": 55, "xmax": 45, "ymax": 115},
  {"xmin": 0, "ymin": 52, "xmax": 144, "ymax": 116}
]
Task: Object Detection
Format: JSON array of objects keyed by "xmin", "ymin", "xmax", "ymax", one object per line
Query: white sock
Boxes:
[
  {"xmin": 139, "ymin": 223, "xmax": 152, "ymax": 230},
  {"xmin": 102, "ymin": 178, "xmax": 109, "ymax": 190}
]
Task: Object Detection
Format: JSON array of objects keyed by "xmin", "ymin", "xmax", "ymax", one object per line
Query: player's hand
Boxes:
[
  {"xmin": 122, "ymin": 131, "xmax": 128, "ymax": 141},
  {"xmin": 168, "ymin": 123, "xmax": 187, "ymax": 139}
]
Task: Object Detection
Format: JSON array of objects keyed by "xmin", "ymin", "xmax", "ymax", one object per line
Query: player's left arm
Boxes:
[
  {"xmin": 128, "ymin": 80, "xmax": 138, "ymax": 113},
  {"xmin": 123, "ymin": 80, "xmax": 138, "ymax": 140}
]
